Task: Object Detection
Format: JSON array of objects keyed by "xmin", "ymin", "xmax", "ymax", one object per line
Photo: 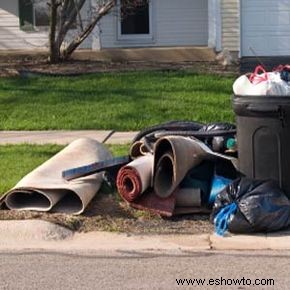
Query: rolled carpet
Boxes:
[
  {"xmin": 117, "ymin": 154, "xmax": 154, "ymax": 202},
  {"xmin": 0, "ymin": 138, "xmax": 112, "ymax": 215},
  {"xmin": 153, "ymin": 136, "xmax": 205, "ymax": 199},
  {"xmin": 129, "ymin": 141, "xmax": 144, "ymax": 159},
  {"xmin": 129, "ymin": 141, "xmax": 151, "ymax": 159},
  {"xmin": 153, "ymin": 136, "xmax": 238, "ymax": 199}
]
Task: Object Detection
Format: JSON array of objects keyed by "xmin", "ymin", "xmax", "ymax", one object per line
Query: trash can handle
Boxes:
[
  {"xmin": 246, "ymin": 104, "xmax": 285, "ymax": 126},
  {"xmin": 246, "ymin": 104, "xmax": 280, "ymax": 114}
]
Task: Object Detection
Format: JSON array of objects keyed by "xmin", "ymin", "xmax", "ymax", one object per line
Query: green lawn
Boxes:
[
  {"xmin": 0, "ymin": 144, "xmax": 129, "ymax": 195},
  {"xmin": 0, "ymin": 71, "xmax": 235, "ymax": 130}
]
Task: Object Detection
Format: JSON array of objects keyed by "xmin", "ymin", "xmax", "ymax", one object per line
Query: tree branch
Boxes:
[
  {"xmin": 56, "ymin": 0, "xmax": 86, "ymax": 50},
  {"xmin": 62, "ymin": 0, "xmax": 116, "ymax": 59},
  {"xmin": 73, "ymin": 0, "xmax": 84, "ymax": 31}
]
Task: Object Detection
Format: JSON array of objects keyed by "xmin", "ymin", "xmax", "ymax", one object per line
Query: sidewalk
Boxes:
[{"xmin": 0, "ymin": 130, "xmax": 138, "ymax": 145}]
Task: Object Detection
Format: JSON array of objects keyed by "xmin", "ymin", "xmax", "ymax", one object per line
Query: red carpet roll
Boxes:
[{"xmin": 117, "ymin": 155, "xmax": 154, "ymax": 202}]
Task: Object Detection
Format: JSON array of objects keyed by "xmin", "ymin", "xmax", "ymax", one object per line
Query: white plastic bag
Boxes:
[
  {"xmin": 266, "ymin": 72, "xmax": 289, "ymax": 95},
  {"xmin": 233, "ymin": 75, "xmax": 268, "ymax": 96},
  {"xmin": 233, "ymin": 65, "xmax": 290, "ymax": 96}
]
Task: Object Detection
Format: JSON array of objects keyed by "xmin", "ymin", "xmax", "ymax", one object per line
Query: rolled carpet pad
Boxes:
[
  {"xmin": 1, "ymin": 138, "xmax": 112, "ymax": 215},
  {"xmin": 129, "ymin": 141, "xmax": 144, "ymax": 159},
  {"xmin": 153, "ymin": 136, "xmax": 206, "ymax": 198},
  {"xmin": 153, "ymin": 136, "xmax": 238, "ymax": 199},
  {"xmin": 117, "ymin": 154, "xmax": 154, "ymax": 202},
  {"xmin": 129, "ymin": 141, "xmax": 151, "ymax": 159}
]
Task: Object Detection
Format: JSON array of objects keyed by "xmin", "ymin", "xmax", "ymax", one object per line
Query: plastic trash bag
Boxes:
[
  {"xmin": 266, "ymin": 72, "xmax": 290, "ymax": 95},
  {"xmin": 233, "ymin": 65, "xmax": 290, "ymax": 96},
  {"xmin": 208, "ymin": 175, "xmax": 232, "ymax": 206},
  {"xmin": 233, "ymin": 74, "xmax": 267, "ymax": 95},
  {"xmin": 199, "ymin": 122, "xmax": 236, "ymax": 132},
  {"xmin": 211, "ymin": 178, "xmax": 290, "ymax": 235},
  {"xmin": 274, "ymin": 64, "xmax": 290, "ymax": 82}
]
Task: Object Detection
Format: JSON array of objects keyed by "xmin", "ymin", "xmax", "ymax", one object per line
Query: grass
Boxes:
[
  {"xmin": 0, "ymin": 71, "xmax": 235, "ymax": 130},
  {"xmin": 0, "ymin": 143, "xmax": 130, "ymax": 195}
]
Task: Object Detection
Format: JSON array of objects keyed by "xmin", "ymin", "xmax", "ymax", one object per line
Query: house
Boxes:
[{"xmin": 3, "ymin": 0, "xmax": 285, "ymax": 69}]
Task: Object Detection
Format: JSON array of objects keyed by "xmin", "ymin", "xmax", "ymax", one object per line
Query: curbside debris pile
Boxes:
[{"xmin": 2, "ymin": 65, "xmax": 290, "ymax": 237}]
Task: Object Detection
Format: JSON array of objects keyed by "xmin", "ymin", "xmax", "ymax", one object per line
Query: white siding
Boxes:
[
  {"xmin": 0, "ymin": 1, "xmax": 48, "ymax": 50},
  {"xmin": 98, "ymin": 0, "xmax": 208, "ymax": 49},
  {"xmin": 0, "ymin": 0, "xmax": 91, "ymax": 50},
  {"xmin": 221, "ymin": 0, "xmax": 240, "ymax": 52}
]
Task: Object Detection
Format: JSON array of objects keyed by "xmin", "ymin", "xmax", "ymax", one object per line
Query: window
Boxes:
[
  {"xmin": 19, "ymin": 0, "xmax": 49, "ymax": 31},
  {"xmin": 117, "ymin": 0, "xmax": 153, "ymax": 42},
  {"xmin": 121, "ymin": 1, "xmax": 149, "ymax": 34}
]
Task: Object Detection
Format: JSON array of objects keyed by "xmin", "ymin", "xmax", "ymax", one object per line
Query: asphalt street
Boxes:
[{"xmin": 0, "ymin": 249, "xmax": 289, "ymax": 289}]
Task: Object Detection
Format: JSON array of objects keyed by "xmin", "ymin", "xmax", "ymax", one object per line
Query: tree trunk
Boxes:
[{"xmin": 49, "ymin": 0, "xmax": 60, "ymax": 63}]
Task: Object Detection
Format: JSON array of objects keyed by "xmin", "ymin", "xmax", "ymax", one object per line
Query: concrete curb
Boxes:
[
  {"xmin": 211, "ymin": 230, "xmax": 290, "ymax": 250},
  {"xmin": 1, "ymin": 220, "xmax": 290, "ymax": 251},
  {"xmin": 0, "ymin": 220, "xmax": 73, "ymax": 245}
]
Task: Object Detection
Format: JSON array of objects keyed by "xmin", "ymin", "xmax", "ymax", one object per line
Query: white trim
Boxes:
[
  {"xmin": 208, "ymin": 0, "xmax": 221, "ymax": 51},
  {"xmin": 208, "ymin": 0, "xmax": 215, "ymax": 48},
  {"xmin": 91, "ymin": 0, "xmax": 101, "ymax": 50},
  {"xmin": 239, "ymin": 0, "xmax": 242, "ymax": 58},
  {"xmin": 116, "ymin": 0, "xmax": 155, "ymax": 44},
  {"xmin": 215, "ymin": 0, "xmax": 222, "ymax": 51}
]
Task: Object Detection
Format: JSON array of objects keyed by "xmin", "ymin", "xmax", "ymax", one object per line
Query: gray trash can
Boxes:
[{"xmin": 233, "ymin": 95, "xmax": 290, "ymax": 197}]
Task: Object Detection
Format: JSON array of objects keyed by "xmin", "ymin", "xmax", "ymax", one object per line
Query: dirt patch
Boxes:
[
  {"xmin": 0, "ymin": 54, "xmax": 239, "ymax": 77},
  {"xmin": 0, "ymin": 190, "xmax": 213, "ymax": 235}
]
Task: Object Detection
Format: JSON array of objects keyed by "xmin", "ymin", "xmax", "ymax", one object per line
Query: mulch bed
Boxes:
[{"xmin": 0, "ymin": 54, "xmax": 239, "ymax": 77}]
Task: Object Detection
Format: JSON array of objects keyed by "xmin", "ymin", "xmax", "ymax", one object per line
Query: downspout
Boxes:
[
  {"xmin": 91, "ymin": 0, "xmax": 101, "ymax": 50},
  {"xmin": 238, "ymin": 0, "xmax": 242, "ymax": 58},
  {"xmin": 216, "ymin": 0, "xmax": 222, "ymax": 52},
  {"xmin": 208, "ymin": 0, "xmax": 222, "ymax": 52}
]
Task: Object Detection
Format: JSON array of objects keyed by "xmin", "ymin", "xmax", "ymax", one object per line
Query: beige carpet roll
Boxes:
[
  {"xmin": 153, "ymin": 136, "xmax": 238, "ymax": 199},
  {"xmin": 129, "ymin": 141, "xmax": 151, "ymax": 159},
  {"xmin": 0, "ymin": 138, "xmax": 112, "ymax": 215},
  {"xmin": 153, "ymin": 136, "xmax": 205, "ymax": 198}
]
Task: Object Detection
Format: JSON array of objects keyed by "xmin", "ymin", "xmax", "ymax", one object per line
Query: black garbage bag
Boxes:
[
  {"xmin": 132, "ymin": 121, "xmax": 236, "ymax": 148},
  {"xmin": 199, "ymin": 122, "xmax": 236, "ymax": 133},
  {"xmin": 211, "ymin": 178, "xmax": 290, "ymax": 235}
]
